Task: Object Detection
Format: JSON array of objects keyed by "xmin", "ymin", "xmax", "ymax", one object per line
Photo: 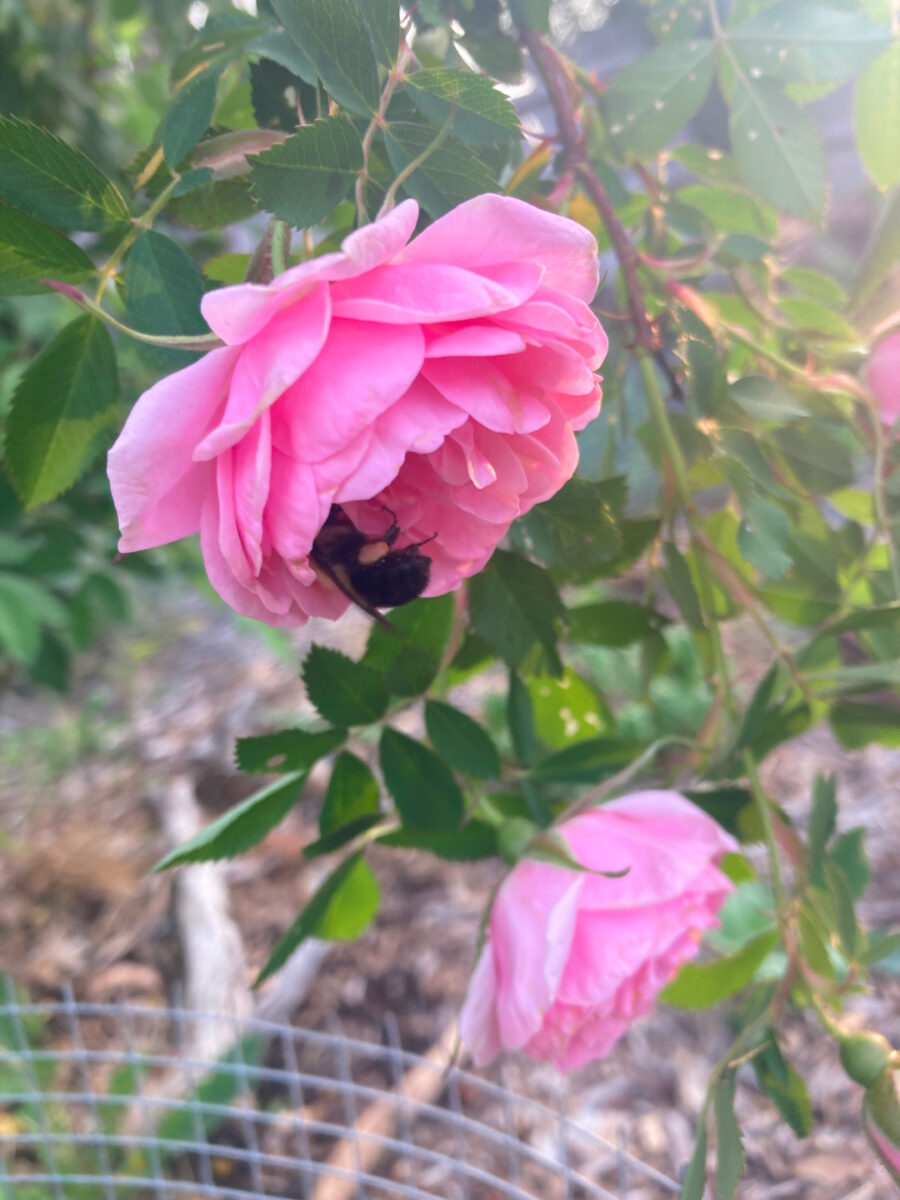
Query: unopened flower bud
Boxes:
[{"xmin": 839, "ymin": 1029, "xmax": 894, "ymax": 1088}]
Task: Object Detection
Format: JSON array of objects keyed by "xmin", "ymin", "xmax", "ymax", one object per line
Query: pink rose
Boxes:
[
  {"xmin": 108, "ymin": 196, "xmax": 606, "ymax": 625},
  {"xmin": 459, "ymin": 791, "xmax": 737, "ymax": 1070},
  {"xmin": 866, "ymin": 328, "xmax": 900, "ymax": 427}
]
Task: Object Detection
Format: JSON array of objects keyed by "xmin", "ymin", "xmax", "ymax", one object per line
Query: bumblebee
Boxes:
[{"xmin": 311, "ymin": 505, "xmax": 434, "ymax": 626}]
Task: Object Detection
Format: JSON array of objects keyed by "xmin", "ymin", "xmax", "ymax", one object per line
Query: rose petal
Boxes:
[
  {"xmin": 109, "ymin": 345, "xmax": 239, "ymax": 551},
  {"xmin": 399, "ymin": 194, "xmax": 600, "ymax": 301}
]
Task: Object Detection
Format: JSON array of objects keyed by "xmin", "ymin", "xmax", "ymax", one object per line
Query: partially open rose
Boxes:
[
  {"xmin": 108, "ymin": 195, "xmax": 607, "ymax": 624},
  {"xmin": 459, "ymin": 791, "xmax": 736, "ymax": 1071}
]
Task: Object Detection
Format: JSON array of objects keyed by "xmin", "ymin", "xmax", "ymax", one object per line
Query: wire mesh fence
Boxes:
[{"xmin": 0, "ymin": 988, "xmax": 681, "ymax": 1200}]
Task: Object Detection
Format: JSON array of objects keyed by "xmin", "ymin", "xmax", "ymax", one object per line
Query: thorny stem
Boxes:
[
  {"xmin": 356, "ymin": 42, "xmax": 413, "ymax": 223},
  {"xmin": 521, "ymin": 29, "xmax": 662, "ymax": 356}
]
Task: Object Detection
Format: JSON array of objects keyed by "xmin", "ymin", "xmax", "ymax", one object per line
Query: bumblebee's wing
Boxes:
[{"xmin": 311, "ymin": 555, "xmax": 399, "ymax": 633}]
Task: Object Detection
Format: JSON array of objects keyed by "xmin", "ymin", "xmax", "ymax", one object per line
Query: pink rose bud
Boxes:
[
  {"xmin": 107, "ymin": 196, "xmax": 607, "ymax": 625},
  {"xmin": 459, "ymin": 791, "xmax": 736, "ymax": 1070},
  {"xmin": 863, "ymin": 1067, "xmax": 900, "ymax": 1184},
  {"xmin": 866, "ymin": 328, "xmax": 900, "ymax": 427}
]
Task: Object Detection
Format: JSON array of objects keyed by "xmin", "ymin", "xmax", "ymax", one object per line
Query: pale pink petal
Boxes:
[
  {"xmin": 489, "ymin": 862, "xmax": 584, "ymax": 1050},
  {"xmin": 277, "ymin": 320, "xmax": 425, "ymax": 462},
  {"xmin": 199, "ymin": 495, "xmax": 306, "ymax": 626},
  {"xmin": 195, "ymin": 283, "xmax": 331, "ymax": 460},
  {"xmin": 332, "ymin": 379, "xmax": 467, "ymax": 503},
  {"xmin": 232, "ymin": 409, "xmax": 272, "ymax": 576},
  {"xmin": 565, "ymin": 792, "xmax": 737, "ymax": 911},
  {"xmin": 330, "ymin": 261, "xmax": 543, "ymax": 323},
  {"xmin": 458, "ymin": 946, "xmax": 502, "ymax": 1068},
  {"xmin": 866, "ymin": 329, "xmax": 900, "ymax": 426},
  {"xmin": 337, "ymin": 198, "xmax": 419, "ymax": 272},
  {"xmin": 200, "ymin": 202, "xmax": 420, "ymax": 347},
  {"xmin": 423, "ymin": 358, "xmax": 550, "ymax": 434},
  {"xmin": 109, "ymin": 346, "xmax": 239, "ymax": 551},
  {"xmin": 399, "ymin": 194, "xmax": 600, "ymax": 301},
  {"xmin": 425, "ymin": 325, "xmax": 526, "ymax": 358},
  {"xmin": 264, "ymin": 450, "xmax": 330, "ymax": 564}
]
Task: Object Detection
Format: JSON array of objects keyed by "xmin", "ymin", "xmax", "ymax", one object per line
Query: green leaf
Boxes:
[
  {"xmin": 173, "ymin": 17, "xmax": 267, "ymax": 82},
  {"xmin": 779, "ymin": 297, "xmax": 857, "ymax": 341},
  {"xmin": 424, "ymin": 699, "xmax": 501, "ymax": 780},
  {"xmin": 125, "ymin": 230, "xmax": 209, "ymax": 363},
  {"xmin": 363, "ymin": 593, "xmax": 453, "ymax": 698},
  {"xmin": 737, "ymin": 494, "xmax": 792, "ymax": 580},
  {"xmin": 468, "ymin": 550, "xmax": 565, "ymax": 674},
  {"xmin": 405, "ymin": 69, "xmax": 520, "ymax": 146},
  {"xmin": 686, "ymin": 786, "xmax": 763, "ymax": 843},
  {"xmin": 302, "ymin": 644, "xmax": 388, "ymax": 727},
  {"xmin": 235, "ymin": 726, "xmax": 345, "ymax": 773},
  {"xmin": 679, "ymin": 1124, "xmax": 708, "ymax": 1200},
  {"xmin": 270, "ymin": 0, "xmax": 380, "ymax": 117},
  {"xmin": 831, "ymin": 827, "xmax": 870, "ymax": 900},
  {"xmin": 384, "ymin": 122, "xmax": 499, "ymax": 218},
  {"xmin": 774, "ymin": 424, "xmax": 855, "ymax": 494},
  {"xmin": 856, "ymin": 42, "xmax": 900, "ymax": 191},
  {"xmin": 825, "ymin": 860, "xmax": 858, "ymax": 957},
  {"xmin": 0, "ymin": 575, "xmax": 66, "ymax": 664},
  {"xmin": 303, "ymin": 813, "xmax": 383, "ymax": 858},
  {"xmin": 379, "ymin": 728, "xmax": 464, "ymax": 832},
  {"xmin": 364, "ymin": 594, "xmax": 455, "ymax": 670},
  {"xmin": 319, "ymin": 750, "xmax": 380, "ymax": 834},
  {"xmin": 249, "ymin": 30, "xmax": 318, "ymax": 84},
  {"xmin": 605, "ymin": 39, "xmax": 716, "ymax": 157},
  {"xmin": 0, "ymin": 115, "xmax": 129, "ymax": 231},
  {"xmin": 662, "ymin": 541, "xmax": 705, "ymax": 630},
  {"xmin": 4, "ymin": 316, "xmax": 118, "ymax": 509},
  {"xmin": 528, "ymin": 668, "xmax": 613, "ymax": 746},
  {"xmin": 378, "ymin": 821, "xmax": 498, "ymax": 860},
  {"xmin": 781, "ymin": 265, "xmax": 848, "ymax": 307},
  {"xmin": 530, "ymin": 737, "xmax": 641, "ymax": 785},
  {"xmin": 752, "ymin": 1033, "xmax": 813, "ymax": 1137},
  {"xmin": 730, "ymin": 3, "xmax": 889, "ymax": 85},
  {"xmin": 154, "ymin": 771, "xmax": 307, "ymax": 870},
  {"xmin": 660, "ymin": 929, "xmax": 778, "ymax": 1009},
  {"xmin": 511, "ymin": 478, "xmax": 623, "ymax": 571},
  {"xmin": 567, "ymin": 601, "xmax": 668, "ymax": 647},
  {"xmin": 249, "ymin": 117, "xmax": 363, "ymax": 228},
  {"xmin": 808, "ymin": 774, "xmax": 836, "ymax": 881},
  {"xmin": 161, "ymin": 68, "xmax": 221, "ymax": 169},
  {"xmin": 729, "ymin": 77, "xmax": 826, "ymax": 219},
  {"xmin": 854, "ymin": 187, "xmax": 900, "ymax": 301},
  {"xmin": 678, "ymin": 184, "xmax": 776, "ymax": 237},
  {"xmin": 255, "ymin": 852, "xmax": 378, "ymax": 984},
  {"xmin": 730, "ymin": 375, "xmax": 808, "ymax": 420},
  {"xmin": 0, "ymin": 203, "xmax": 95, "ymax": 296},
  {"xmin": 507, "ymin": 670, "xmax": 538, "ymax": 767},
  {"xmin": 354, "ymin": 0, "xmax": 399, "ymax": 65},
  {"xmin": 831, "ymin": 701, "xmax": 900, "ymax": 749},
  {"xmin": 713, "ymin": 1072, "xmax": 745, "ymax": 1200}
]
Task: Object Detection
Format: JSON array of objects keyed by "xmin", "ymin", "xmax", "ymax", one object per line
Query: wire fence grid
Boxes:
[{"xmin": 0, "ymin": 989, "xmax": 681, "ymax": 1200}]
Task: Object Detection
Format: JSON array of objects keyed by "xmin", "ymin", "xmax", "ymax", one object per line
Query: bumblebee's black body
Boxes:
[{"xmin": 311, "ymin": 505, "xmax": 432, "ymax": 624}]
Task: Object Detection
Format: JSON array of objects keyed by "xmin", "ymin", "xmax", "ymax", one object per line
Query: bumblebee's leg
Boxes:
[{"xmin": 379, "ymin": 504, "xmax": 400, "ymax": 546}]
